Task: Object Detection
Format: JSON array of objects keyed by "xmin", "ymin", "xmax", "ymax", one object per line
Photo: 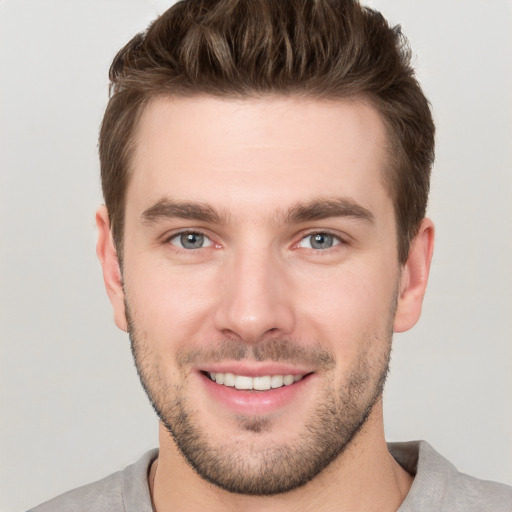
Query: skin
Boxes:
[{"xmin": 96, "ymin": 95, "xmax": 434, "ymax": 512}]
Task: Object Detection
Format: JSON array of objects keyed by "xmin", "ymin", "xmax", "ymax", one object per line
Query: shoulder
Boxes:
[
  {"xmin": 27, "ymin": 449, "xmax": 158, "ymax": 512},
  {"xmin": 390, "ymin": 441, "xmax": 512, "ymax": 512},
  {"xmin": 441, "ymin": 464, "xmax": 512, "ymax": 511},
  {"xmin": 28, "ymin": 471, "xmax": 124, "ymax": 512}
]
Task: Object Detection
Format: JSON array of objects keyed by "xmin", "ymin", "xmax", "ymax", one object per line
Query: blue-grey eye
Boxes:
[
  {"xmin": 298, "ymin": 233, "xmax": 340, "ymax": 250},
  {"xmin": 170, "ymin": 232, "xmax": 213, "ymax": 249}
]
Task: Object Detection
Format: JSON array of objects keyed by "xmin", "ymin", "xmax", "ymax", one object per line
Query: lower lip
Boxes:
[{"xmin": 199, "ymin": 372, "xmax": 314, "ymax": 416}]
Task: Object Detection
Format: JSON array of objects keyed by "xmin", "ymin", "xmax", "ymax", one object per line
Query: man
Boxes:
[{"xmin": 29, "ymin": 0, "xmax": 512, "ymax": 510}]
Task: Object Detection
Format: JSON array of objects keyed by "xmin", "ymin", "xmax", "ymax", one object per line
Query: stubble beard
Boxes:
[{"xmin": 127, "ymin": 307, "xmax": 394, "ymax": 496}]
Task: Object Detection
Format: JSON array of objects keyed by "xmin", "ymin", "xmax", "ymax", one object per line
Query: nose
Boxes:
[{"xmin": 213, "ymin": 248, "xmax": 296, "ymax": 344}]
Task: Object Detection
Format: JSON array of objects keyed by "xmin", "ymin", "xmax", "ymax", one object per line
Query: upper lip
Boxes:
[{"xmin": 196, "ymin": 362, "xmax": 315, "ymax": 377}]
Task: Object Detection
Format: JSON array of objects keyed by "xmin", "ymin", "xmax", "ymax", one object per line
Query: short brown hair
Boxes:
[{"xmin": 99, "ymin": 0, "xmax": 435, "ymax": 264}]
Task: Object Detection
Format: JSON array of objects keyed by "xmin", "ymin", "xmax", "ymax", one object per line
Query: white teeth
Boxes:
[
  {"xmin": 270, "ymin": 375, "xmax": 284, "ymax": 388},
  {"xmin": 234, "ymin": 375, "xmax": 253, "ymax": 390},
  {"xmin": 283, "ymin": 375, "xmax": 294, "ymax": 386},
  {"xmin": 209, "ymin": 372, "xmax": 304, "ymax": 390},
  {"xmin": 224, "ymin": 373, "xmax": 235, "ymax": 387},
  {"xmin": 253, "ymin": 376, "xmax": 271, "ymax": 390}
]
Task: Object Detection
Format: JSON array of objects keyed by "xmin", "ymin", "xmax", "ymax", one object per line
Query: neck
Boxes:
[{"xmin": 150, "ymin": 403, "xmax": 413, "ymax": 512}]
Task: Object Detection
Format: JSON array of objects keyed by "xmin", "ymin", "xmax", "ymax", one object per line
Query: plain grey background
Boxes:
[{"xmin": 1, "ymin": 1, "xmax": 511, "ymax": 510}]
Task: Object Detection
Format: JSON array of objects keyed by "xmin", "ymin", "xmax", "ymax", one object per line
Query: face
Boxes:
[{"xmin": 97, "ymin": 95, "xmax": 432, "ymax": 495}]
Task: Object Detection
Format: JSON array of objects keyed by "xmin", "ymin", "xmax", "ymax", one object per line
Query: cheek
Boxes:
[
  {"xmin": 123, "ymin": 258, "xmax": 220, "ymax": 345},
  {"xmin": 292, "ymin": 263, "xmax": 397, "ymax": 350}
]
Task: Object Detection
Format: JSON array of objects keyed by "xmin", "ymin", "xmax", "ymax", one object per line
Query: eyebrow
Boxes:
[
  {"xmin": 141, "ymin": 198, "xmax": 227, "ymax": 224},
  {"xmin": 284, "ymin": 197, "xmax": 374, "ymax": 224},
  {"xmin": 140, "ymin": 197, "xmax": 374, "ymax": 226}
]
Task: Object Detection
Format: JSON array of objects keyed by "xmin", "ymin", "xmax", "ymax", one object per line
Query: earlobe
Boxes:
[
  {"xmin": 95, "ymin": 206, "xmax": 128, "ymax": 332},
  {"xmin": 394, "ymin": 218, "xmax": 435, "ymax": 333}
]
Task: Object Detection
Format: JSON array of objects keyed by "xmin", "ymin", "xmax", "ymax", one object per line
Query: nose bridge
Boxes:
[{"xmin": 214, "ymin": 243, "xmax": 295, "ymax": 343}]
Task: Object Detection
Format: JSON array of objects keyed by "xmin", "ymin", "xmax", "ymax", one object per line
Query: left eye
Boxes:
[
  {"xmin": 297, "ymin": 233, "xmax": 341, "ymax": 250},
  {"xmin": 169, "ymin": 232, "xmax": 213, "ymax": 250}
]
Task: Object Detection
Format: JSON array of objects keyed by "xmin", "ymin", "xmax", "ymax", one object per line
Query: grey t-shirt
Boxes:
[{"xmin": 28, "ymin": 441, "xmax": 512, "ymax": 511}]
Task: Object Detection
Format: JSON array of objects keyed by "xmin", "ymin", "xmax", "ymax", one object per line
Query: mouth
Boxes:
[
  {"xmin": 203, "ymin": 371, "xmax": 307, "ymax": 391},
  {"xmin": 198, "ymin": 367, "xmax": 316, "ymax": 415}
]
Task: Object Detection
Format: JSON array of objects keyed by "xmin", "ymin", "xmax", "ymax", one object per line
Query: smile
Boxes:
[{"xmin": 207, "ymin": 372, "xmax": 305, "ymax": 391}]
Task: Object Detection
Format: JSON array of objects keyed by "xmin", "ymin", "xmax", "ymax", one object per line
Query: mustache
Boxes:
[{"xmin": 175, "ymin": 338, "xmax": 336, "ymax": 370}]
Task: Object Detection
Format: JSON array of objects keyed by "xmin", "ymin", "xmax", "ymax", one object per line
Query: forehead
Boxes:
[{"xmin": 128, "ymin": 95, "xmax": 391, "ymax": 219}]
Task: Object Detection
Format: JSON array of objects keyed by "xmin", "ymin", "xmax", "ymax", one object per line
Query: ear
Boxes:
[
  {"xmin": 96, "ymin": 206, "xmax": 128, "ymax": 332},
  {"xmin": 394, "ymin": 218, "xmax": 435, "ymax": 333}
]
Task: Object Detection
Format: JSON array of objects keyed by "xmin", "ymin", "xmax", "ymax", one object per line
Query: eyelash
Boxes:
[
  {"xmin": 164, "ymin": 230, "xmax": 216, "ymax": 252},
  {"xmin": 295, "ymin": 231, "xmax": 345, "ymax": 251},
  {"xmin": 163, "ymin": 229, "xmax": 347, "ymax": 253}
]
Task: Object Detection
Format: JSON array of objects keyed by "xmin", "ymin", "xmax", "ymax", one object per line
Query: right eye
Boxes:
[{"xmin": 169, "ymin": 232, "xmax": 213, "ymax": 250}]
